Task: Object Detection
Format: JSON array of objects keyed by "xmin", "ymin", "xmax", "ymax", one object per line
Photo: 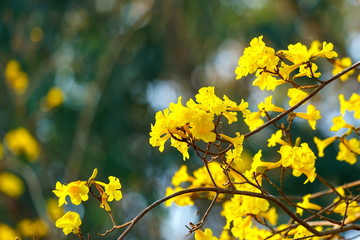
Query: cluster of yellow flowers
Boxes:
[
  {"xmin": 52, "ymin": 169, "xmax": 122, "ymax": 235},
  {"xmin": 147, "ymin": 36, "xmax": 360, "ymax": 240},
  {"xmin": 5, "ymin": 60, "xmax": 29, "ymax": 95}
]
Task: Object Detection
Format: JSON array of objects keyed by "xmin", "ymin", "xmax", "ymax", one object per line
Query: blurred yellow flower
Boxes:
[
  {"xmin": 17, "ymin": 219, "xmax": 48, "ymax": 238},
  {"xmin": 47, "ymin": 198, "xmax": 64, "ymax": 222},
  {"xmin": 5, "ymin": 127, "xmax": 40, "ymax": 161},
  {"xmin": 0, "ymin": 172, "xmax": 25, "ymax": 198},
  {"xmin": 42, "ymin": 87, "xmax": 64, "ymax": 111},
  {"xmin": 332, "ymin": 57, "xmax": 354, "ymax": 81},
  {"xmin": 55, "ymin": 211, "xmax": 82, "ymax": 235},
  {"xmin": 0, "ymin": 223, "xmax": 19, "ymax": 239},
  {"xmin": 4, "ymin": 60, "xmax": 29, "ymax": 95}
]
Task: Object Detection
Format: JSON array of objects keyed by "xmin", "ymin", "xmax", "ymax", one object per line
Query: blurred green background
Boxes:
[{"xmin": 1, "ymin": 0, "xmax": 360, "ymax": 239}]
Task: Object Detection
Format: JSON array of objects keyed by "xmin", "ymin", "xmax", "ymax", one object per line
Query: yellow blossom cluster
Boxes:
[
  {"xmin": 4, "ymin": 60, "xmax": 29, "ymax": 95},
  {"xmin": 4, "ymin": 127, "xmax": 40, "ymax": 161},
  {"xmin": 53, "ymin": 169, "xmax": 122, "ymax": 235},
  {"xmin": 152, "ymin": 36, "xmax": 360, "ymax": 240},
  {"xmin": 149, "ymin": 86, "xmax": 248, "ymax": 160}
]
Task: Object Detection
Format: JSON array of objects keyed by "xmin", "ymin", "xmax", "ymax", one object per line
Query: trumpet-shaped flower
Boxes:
[
  {"xmin": 195, "ymin": 228, "xmax": 219, "ymax": 240},
  {"xmin": 296, "ymin": 194, "xmax": 321, "ymax": 216},
  {"xmin": 332, "ymin": 57, "xmax": 355, "ymax": 81},
  {"xmin": 258, "ymin": 95, "xmax": 285, "ymax": 113},
  {"xmin": 278, "ymin": 143, "xmax": 317, "ymax": 183},
  {"xmin": 339, "ymin": 93, "xmax": 360, "ymax": 119},
  {"xmin": 164, "ymin": 186, "xmax": 194, "ymax": 207},
  {"xmin": 221, "ymin": 132, "xmax": 244, "ymax": 164},
  {"xmin": 55, "ymin": 211, "xmax": 82, "ymax": 235},
  {"xmin": 330, "ymin": 115, "xmax": 353, "ymax": 132},
  {"xmin": 244, "ymin": 111, "xmax": 264, "ymax": 131},
  {"xmin": 314, "ymin": 136, "xmax": 337, "ymax": 157},
  {"xmin": 267, "ymin": 130, "xmax": 288, "ymax": 147},
  {"xmin": 53, "ymin": 181, "xmax": 89, "ymax": 206},
  {"xmin": 336, "ymin": 138, "xmax": 360, "ymax": 165},
  {"xmin": 288, "ymin": 88, "xmax": 308, "ymax": 107},
  {"xmin": 295, "ymin": 104, "xmax": 321, "ymax": 130},
  {"xmin": 171, "ymin": 165, "xmax": 192, "ymax": 187},
  {"xmin": 105, "ymin": 176, "xmax": 122, "ymax": 202}
]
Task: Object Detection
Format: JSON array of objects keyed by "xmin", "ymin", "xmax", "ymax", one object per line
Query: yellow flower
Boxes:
[
  {"xmin": 221, "ymin": 132, "xmax": 244, "ymax": 164},
  {"xmin": 336, "ymin": 138, "xmax": 360, "ymax": 165},
  {"xmin": 105, "ymin": 176, "xmax": 122, "ymax": 202},
  {"xmin": 252, "ymin": 70, "xmax": 285, "ymax": 91},
  {"xmin": 244, "ymin": 111, "xmax": 264, "ymax": 131},
  {"xmin": 313, "ymin": 136, "xmax": 336, "ymax": 157},
  {"xmin": 295, "ymin": 104, "xmax": 321, "ymax": 130},
  {"xmin": 195, "ymin": 228, "xmax": 219, "ymax": 240},
  {"xmin": 66, "ymin": 181, "xmax": 89, "ymax": 205},
  {"xmin": 53, "ymin": 181, "xmax": 89, "ymax": 206},
  {"xmin": 18, "ymin": 219, "xmax": 48, "ymax": 238},
  {"xmin": 171, "ymin": 165, "xmax": 192, "ymax": 187},
  {"xmin": 330, "ymin": 115, "xmax": 352, "ymax": 132},
  {"xmin": 332, "ymin": 57, "xmax": 354, "ymax": 81},
  {"xmin": 339, "ymin": 93, "xmax": 360, "ymax": 119},
  {"xmin": 55, "ymin": 211, "xmax": 82, "ymax": 235},
  {"xmin": 4, "ymin": 60, "xmax": 29, "ymax": 95},
  {"xmin": 42, "ymin": 87, "xmax": 64, "ymax": 111},
  {"xmin": 296, "ymin": 194, "xmax": 321, "ymax": 216},
  {"xmin": 0, "ymin": 223, "xmax": 18, "ymax": 239},
  {"xmin": 267, "ymin": 130, "xmax": 288, "ymax": 147},
  {"xmin": 278, "ymin": 143, "xmax": 317, "ymax": 183},
  {"xmin": 258, "ymin": 95, "xmax": 285, "ymax": 113},
  {"xmin": 5, "ymin": 127, "xmax": 40, "ymax": 161},
  {"xmin": 287, "ymin": 88, "xmax": 308, "ymax": 107},
  {"xmin": 0, "ymin": 172, "xmax": 25, "ymax": 198},
  {"xmin": 164, "ymin": 186, "xmax": 194, "ymax": 207},
  {"xmin": 53, "ymin": 182, "xmax": 69, "ymax": 206},
  {"xmin": 235, "ymin": 36, "xmax": 280, "ymax": 79}
]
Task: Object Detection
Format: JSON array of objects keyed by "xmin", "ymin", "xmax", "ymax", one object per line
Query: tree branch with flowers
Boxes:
[{"xmin": 52, "ymin": 36, "xmax": 360, "ymax": 240}]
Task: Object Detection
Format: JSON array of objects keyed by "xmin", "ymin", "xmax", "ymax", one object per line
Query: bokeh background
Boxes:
[{"xmin": 1, "ymin": 0, "xmax": 360, "ymax": 239}]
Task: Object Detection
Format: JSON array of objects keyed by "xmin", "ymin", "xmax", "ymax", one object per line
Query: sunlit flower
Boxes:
[
  {"xmin": 47, "ymin": 198, "xmax": 65, "ymax": 222},
  {"xmin": 171, "ymin": 165, "xmax": 192, "ymax": 187},
  {"xmin": 105, "ymin": 176, "xmax": 122, "ymax": 202},
  {"xmin": 164, "ymin": 186, "xmax": 194, "ymax": 207},
  {"xmin": 332, "ymin": 57, "xmax": 354, "ymax": 81},
  {"xmin": 195, "ymin": 228, "xmax": 219, "ymax": 240},
  {"xmin": 295, "ymin": 104, "xmax": 321, "ymax": 130},
  {"xmin": 278, "ymin": 143, "xmax": 317, "ymax": 183},
  {"xmin": 53, "ymin": 181, "xmax": 89, "ymax": 206},
  {"xmin": 314, "ymin": 136, "xmax": 337, "ymax": 157},
  {"xmin": 55, "ymin": 211, "xmax": 82, "ymax": 235},
  {"xmin": 288, "ymin": 88, "xmax": 308, "ymax": 107},
  {"xmin": 336, "ymin": 138, "xmax": 360, "ymax": 165},
  {"xmin": 296, "ymin": 194, "xmax": 321, "ymax": 216}
]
